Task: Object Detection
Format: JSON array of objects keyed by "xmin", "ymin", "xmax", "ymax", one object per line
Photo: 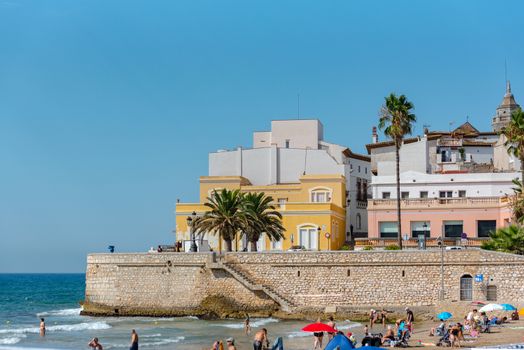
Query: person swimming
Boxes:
[
  {"xmin": 88, "ymin": 337, "xmax": 103, "ymax": 349},
  {"xmin": 39, "ymin": 318, "xmax": 45, "ymax": 337}
]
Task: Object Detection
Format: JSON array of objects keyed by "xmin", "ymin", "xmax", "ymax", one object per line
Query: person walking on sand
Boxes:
[
  {"xmin": 39, "ymin": 318, "xmax": 46, "ymax": 337},
  {"xmin": 244, "ymin": 314, "xmax": 251, "ymax": 335},
  {"xmin": 129, "ymin": 329, "xmax": 139, "ymax": 350},
  {"xmin": 405, "ymin": 307, "xmax": 414, "ymax": 333},
  {"xmin": 313, "ymin": 318, "xmax": 324, "ymax": 350},
  {"xmin": 326, "ymin": 316, "xmax": 336, "ymax": 341},
  {"xmin": 88, "ymin": 337, "xmax": 103, "ymax": 350},
  {"xmin": 253, "ymin": 328, "xmax": 268, "ymax": 350}
]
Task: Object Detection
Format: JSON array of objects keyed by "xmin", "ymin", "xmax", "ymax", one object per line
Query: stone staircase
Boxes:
[{"xmin": 213, "ymin": 261, "xmax": 295, "ymax": 312}]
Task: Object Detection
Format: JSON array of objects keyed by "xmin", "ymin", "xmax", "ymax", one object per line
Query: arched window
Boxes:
[
  {"xmin": 356, "ymin": 213, "xmax": 362, "ymax": 230},
  {"xmin": 460, "ymin": 274, "xmax": 473, "ymax": 301},
  {"xmin": 310, "ymin": 187, "xmax": 332, "ymax": 203},
  {"xmin": 297, "ymin": 224, "xmax": 319, "ymax": 250}
]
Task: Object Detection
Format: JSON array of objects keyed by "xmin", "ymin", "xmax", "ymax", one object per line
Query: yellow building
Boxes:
[{"xmin": 175, "ymin": 174, "xmax": 346, "ymax": 251}]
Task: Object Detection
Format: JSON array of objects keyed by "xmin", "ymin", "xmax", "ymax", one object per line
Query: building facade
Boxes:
[
  {"xmin": 175, "ymin": 119, "xmax": 370, "ymax": 251},
  {"xmin": 367, "ymin": 83, "xmax": 520, "ymax": 241}
]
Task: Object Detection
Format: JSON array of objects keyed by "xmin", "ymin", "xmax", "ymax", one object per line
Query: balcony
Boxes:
[
  {"xmin": 368, "ymin": 196, "xmax": 509, "ymax": 210},
  {"xmin": 355, "ymin": 237, "xmax": 486, "ymax": 248}
]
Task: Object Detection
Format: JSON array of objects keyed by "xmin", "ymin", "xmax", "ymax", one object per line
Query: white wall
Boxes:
[
  {"xmin": 252, "ymin": 120, "xmax": 323, "ymax": 150},
  {"xmin": 371, "ymin": 171, "xmax": 520, "ymax": 199}
]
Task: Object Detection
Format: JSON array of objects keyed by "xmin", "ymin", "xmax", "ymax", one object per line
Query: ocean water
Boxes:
[{"xmin": 0, "ymin": 274, "xmax": 362, "ymax": 350}]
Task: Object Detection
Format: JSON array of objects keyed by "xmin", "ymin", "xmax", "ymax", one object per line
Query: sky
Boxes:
[{"xmin": 1, "ymin": 0, "xmax": 523, "ymax": 272}]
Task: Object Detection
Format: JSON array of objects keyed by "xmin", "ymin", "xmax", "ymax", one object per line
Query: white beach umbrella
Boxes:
[{"xmin": 479, "ymin": 303, "xmax": 504, "ymax": 312}]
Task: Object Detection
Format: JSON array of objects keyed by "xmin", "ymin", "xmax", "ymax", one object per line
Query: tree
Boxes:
[
  {"xmin": 242, "ymin": 192, "xmax": 285, "ymax": 252},
  {"xmin": 510, "ymin": 178, "xmax": 524, "ymax": 223},
  {"xmin": 481, "ymin": 225, "xmax": 524, "ymax": 255},
  {"xmin": 501, "ymin": 108, "xmax": 524, "ymax": 183},
  {"xmin": 193, "ymin": 189, "xmax": 245, "ymax": 252},
  {"xmin": 378, "ymin": 93, "xmax": 416, "ymax": 249}
]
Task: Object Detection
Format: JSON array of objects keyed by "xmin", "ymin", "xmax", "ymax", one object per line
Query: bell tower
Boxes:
[{"xmin": 492, "ymin": 81, "xmax": 521, "ymax": 132}]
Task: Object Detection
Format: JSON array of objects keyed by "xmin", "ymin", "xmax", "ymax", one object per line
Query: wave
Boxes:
[
  {"xmin": 337, "ymin": 322, "xmax": 362, "ymax": 330},
  {"xmin": 141, "ymin": 336, "xmax": 185, "ymax": 347},
  {"xmin": 287, "ymin": 331, "xmax": 310, "ymax": 338},
  {"xmin": 220, "ymin": 318, "xmax": 279, "ymax": 329},
  {"xmin": 140, "ymin": 333, "xmax": 162, "ymax": 338},
  {"xmin": 37, "ymin": 308, "xmax": 82, "ymax": 317},
  {"xmin": 0, "ymin": 322, "xmax": 111, "ymax": 335},
  {"xmin": 0, "ymin": 335, "xmax": 25, "ymax": 345}
]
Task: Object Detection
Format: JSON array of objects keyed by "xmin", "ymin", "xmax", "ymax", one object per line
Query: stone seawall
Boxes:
[{"xmin": 84, "ymin": 250, "xmax": 524, "ymax": 318}]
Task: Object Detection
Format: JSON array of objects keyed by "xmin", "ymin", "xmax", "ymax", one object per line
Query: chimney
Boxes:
[{"xmin": 372, "ymin": 126, "xmax": 378, "ymax": 144}]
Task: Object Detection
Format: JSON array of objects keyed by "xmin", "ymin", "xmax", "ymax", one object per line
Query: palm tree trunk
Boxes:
[
  {"xmin": 249, "ymin": 240, "xmax": 258, "ymax": 252},
  {"xmin": 396, "ymin": 141, "xmax": 403, "ymax": 249},
  {"xmin": 225, "ymin": 239, "xmax": 233, "ymax": 252},
  {"xmin": 521, "ymin": 155, "xmax": 524, "ymax": 184}
]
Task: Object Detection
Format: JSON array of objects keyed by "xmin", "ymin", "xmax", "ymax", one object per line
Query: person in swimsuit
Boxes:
[
  {"xmin": 327, "ymin": 316, "xmax": 336, "ymax": 341},
  {"xmin": 369, "ymin": 309, "xmax": 378, "ymax": 329},
  {"xmin": 129, "ymin": 329, "xmax": 139, "ymax": 350},
  {"xmin": 88, "ymin": 337, "xmax": 103, "ymax": 350},
  {"xmin": 381, "ymin": 326, "xmax": 395, "ymax": 344},
  {"xmin": 244, "ymin": 314, "xmax": 251, "ymax": 335},
  {"xmin": 253, "ymin": 328, "xmax": 267, "ymax": 350},
  {"xmin": 39, "ymin": 318, "xmax": 45, "ymax": 337},
  {"xmin": 313, "ymin": 318, "xmax": 324, "ymax": 350}
]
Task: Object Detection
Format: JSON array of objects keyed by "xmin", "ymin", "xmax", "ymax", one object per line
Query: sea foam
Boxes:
[
  {"xmin": 0, "ymin": 322, "xmax": 111, "ymax": 335},
  {"xmin": 220, "ymin": 317, "xmax": 279, "ymax": 329},
  {"xmin": 36, "ymin": 308, "xmax": 82, "ymax": 317}
]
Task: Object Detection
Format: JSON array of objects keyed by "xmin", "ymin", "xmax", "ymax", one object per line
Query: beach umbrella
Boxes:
[
  {"xmin": 479, "ymin": 303, "xmax": 504, "ymax": 312},
  {"xmin": 324, "ymin": 334, "xmax": 355, "ymax": 350},
  {"xmin": 302, "ymin": 323, "xmax": 337, "ymax": 333},
  {"xmin": 470, "ymin": 301, "xmax": 486, "ymax": 307},
  {"xmin": 519, "ymin": 308, "xmax": 524, "ymax": 316},
  {"xmin": 499, "ymin": 303, "xmax": 517, "ymax": 311},
  {"xmin": 436, "ymin": 312, "xmax": 452, "ymax": 320}
]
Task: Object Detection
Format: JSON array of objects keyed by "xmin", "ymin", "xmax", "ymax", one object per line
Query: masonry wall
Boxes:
[{"xmin": 84, "ymin": 250, "xmax": 524, "ymax": 316}]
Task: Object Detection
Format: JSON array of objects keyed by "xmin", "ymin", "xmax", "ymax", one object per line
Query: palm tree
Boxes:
[
  {"xmin": 242, "ymin": 192, "xmax": 285, "ymax": 252},
  {"xmin": 510, "ymin": 178, "xmax": 524, "ymax": 223},
  {"xmin": 501, "ymin": 108, "xmax": 524, "ymax": 183},
  {"xmin": 193, "ymin": 189, "xmax": 245, "ymax": 252},
  {"xmin": 481, "ymin": 225, "xmax": 524, "ymax": 255},
  {"xmin": 378, "ymin": 93, "xmax": 416, "ymax": 249}
]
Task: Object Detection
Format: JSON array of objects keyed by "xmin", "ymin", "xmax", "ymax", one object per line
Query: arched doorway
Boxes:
[{"xmin": 460, "ymin": 274, "xmax": 473, "ymax": 301}]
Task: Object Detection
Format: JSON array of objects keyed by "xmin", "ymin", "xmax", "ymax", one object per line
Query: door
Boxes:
[{"xmin": 460, "ymin": 275, "xmax": 473, "ymax": 301}]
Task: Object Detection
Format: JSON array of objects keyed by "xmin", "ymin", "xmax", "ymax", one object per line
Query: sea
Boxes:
[{"xmin": 0, "ymin": 274, "xmax": 362, "ymax": 350}]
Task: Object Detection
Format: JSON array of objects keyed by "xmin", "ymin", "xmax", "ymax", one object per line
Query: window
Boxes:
[
  {"xmin": 365, "ymin": 167, "xmax": 367, "ymax": 174},
  {"xmin": 285, "ymin": 140, "xmax": 290, "ymax": 148},
  {"xmin": 382, "ymin": 192, "xmax": 391, "ymax": 199},
  {"xmin": 298, "ymin": 225, "xmax": 318, "ymax": 250},
  {"xmin": 401, "ymin": 192, "xmax": 409, "ymax": 199},
  {"xmin": 420, "ymin": 191, "xmax": 428, "ymax": 198},
  {"xmin": 439, "ymin": 191, "xmax": 453, "ymax": 198},
  {"xmin": 458, "ymin": 190, "xmax": 466, "ymax": 198},
  {"xmin": 379, "ymin": 222, "xmax": 398, "ymax": 238},
  {"xmin": 356, "ymin": 178, "xmax": 362, "ymax": 201},
  {"xmin": 478, "ymin": 220, "xmax": 496, "ymax": 238},
  {"xmin": 444, "ymin": 220, "xmax": 463, "ymax": 238},
  {"xmin": 460, "ymin": 275, "xmax": 473, "ymax": 301},
  {"xmin": 278, "ymin": 198, "xmax": 287, "ymax": 210},
  {"xmin": 362, "ymin": 180, "xmax": 368, "ymax": 200},
  {"xmin": 356, "ymin": 213, "xmax": 362, "ymax": 230},
  {"xmin": 486, "ymin": 285, "xmax": 497, "ymax": 301},
  {"xmin": 310, "ymin": 188, "xmax": 332, "ymax": 203},
  {"xmin": 411, "ymin": 221, "xmax": 430, "ymax": 238},
  {"xmin": 358, "ymin": 165, "xmax": 361, "ymax": 172}
]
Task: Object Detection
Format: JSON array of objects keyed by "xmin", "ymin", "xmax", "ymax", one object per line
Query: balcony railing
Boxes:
[
  {"xmin": 355, "ymin": 237, "xmax": 486, "ymax": 248},
  {"xmin": 368, "ymin": 196, "xmax": 509, "ymax": 210}
]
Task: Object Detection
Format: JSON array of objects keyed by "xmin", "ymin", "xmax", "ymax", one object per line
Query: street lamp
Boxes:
[
  {"xmin": 436, "ymin": 235, "xmax": 445, "ymax": 300},
  {"xmin": 186, "ymin": 211, "xmax": 198, "ymax": 252},
  {"xmin": 317, "ymin": 226, "xmax": 321, "ymax": 251},
  {"xmin": 423, "ymin": 222, "xmax": 428, "ymax": 237}
]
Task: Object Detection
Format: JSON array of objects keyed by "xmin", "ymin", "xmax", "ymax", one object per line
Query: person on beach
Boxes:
[
  {"xmin": 226, "ymin": 338, "xmax": 237, "ymax": 350},
  {"xmin": 429, "ymin": 319, "xmax": 446, "ymax": 336},
  {"xmin": 253, "ymin": 328, "xmax": 268, "ymax": 350},
  {"xmin": 466, "ymin": 309, "xmax": 477, "ymax": 325},
  {"xmin": 39, "ymin": 318, "xmax": 46, "ymax": 337},
  {"xmin": 327, "ymin": 315, "xmax": 336, "ymax": 341},
  {"xmin": 369, "ymin": 309, "xmax": 377, "ymax": 329},
  {"xmin": 212, "ymin": 340, "xmax": 224, "ymax": 350},
  {"xmin": 88, "ymin": 337, "xmax": 103, "ymax": 350},
  {"xmin": 380, "ymin": 308, "xmax": 389, "ymax": 328},
  {"xmin": 363, "ymin": 324, "xmax": 369, "ymax": 336},
  {"xmin": 244, "ymin": 314, "xmax": 251, "ymax": 335},
  {"xmin": 129, "ymin": 329, "xmax": 139, "ymax": 350},
  {"xmin": 381, "ymin": 325, "xmax": 395, "ymax": 344},
  {"xmin": 313, "ymin": 318, "xmax": 324, "ymax": 350},
  {"xmin": 405, "ymin": 307, "xmax": 414, "ymax": 333}
]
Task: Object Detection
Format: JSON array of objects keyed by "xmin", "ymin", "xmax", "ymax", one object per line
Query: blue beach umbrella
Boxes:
[
  {"xmin": 436, "ymin": 312, "xmax": 452, "ymax": 320},
  {"xmin": 500, "ymin": 303, "xmax": 517, "ymax": 311}
]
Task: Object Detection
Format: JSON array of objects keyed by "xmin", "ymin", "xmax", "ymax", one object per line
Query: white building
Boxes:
[{"xmin": 209, "ymin": 119, "xmax": 371, "ymax": 238}]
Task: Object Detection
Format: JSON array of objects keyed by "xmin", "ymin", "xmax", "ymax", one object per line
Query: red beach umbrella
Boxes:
[{"xmin": 302, "ymin": 323, "xmax": 337, "ymax": 333}]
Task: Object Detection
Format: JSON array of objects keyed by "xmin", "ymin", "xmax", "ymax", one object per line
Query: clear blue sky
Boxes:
[{"xmin": 1, "ymin": 0, "xmax": 522, "ymax": 272}]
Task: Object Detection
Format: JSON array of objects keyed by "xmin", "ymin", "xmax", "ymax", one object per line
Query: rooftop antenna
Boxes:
[
  {"xmin": 297, "ymin": 93, "xmax": 300, "ymax": 119},
  {"xmin": 466, "ymin": 115, "xmax": 469, "ymax": 123}
]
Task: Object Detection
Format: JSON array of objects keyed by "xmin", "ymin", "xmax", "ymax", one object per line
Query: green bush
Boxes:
[
  {"xmin": 339, "ymin": 244, "xmax": 350, "ymax": 250},
  {"xmin": 384, "ymin": 244, "xmax": 401, "ymax": 250},
  {"xmin": 363, "ymin": 245, "xmax": 373, "ymax": 251}
]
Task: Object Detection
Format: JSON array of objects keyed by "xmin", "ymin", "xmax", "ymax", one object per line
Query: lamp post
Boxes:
[
  {"xmin": 186, "ymin": 211, "xmax": 198, "ymax": 252},
  {"xmin": 437, "ymin": 234, "xmax": 445, "ymax": 300},
  {"xmin": 423, "ymin": 222, "xmax": 428, "ymax": 237},
  {"xmin": 317, "ymin": 226, "xmax": 321, "ymax": 251}
]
